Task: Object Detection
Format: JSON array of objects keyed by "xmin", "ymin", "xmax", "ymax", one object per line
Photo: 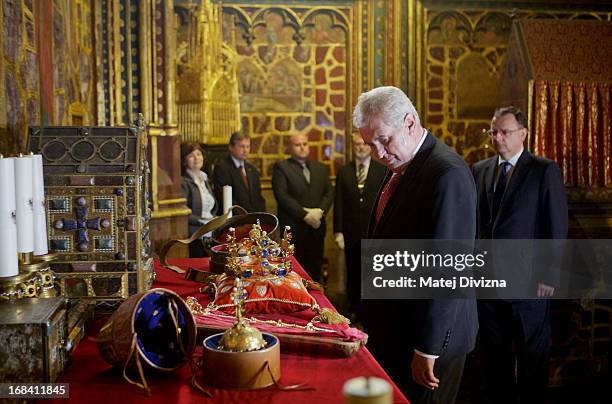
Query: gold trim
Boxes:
[
  {"xmin": 407, "ymin": 0, "xmax": 416, "ymax": 99},
  {"xmin": 126, "ymin": 0, "xmax": 133, "ymax": 122},
  {"xmin": 151, "ymin": 135, "xmax": 159, "ymax": 211},
  {"xmin": 152, "ymin": 0, "xmax": 159, "ymax": 123},
  {"xmin": 113, "ymin": 0, "xmax": 122, "ymax": 124},
  {"xmin": 528, "ymin": 79, "xmax": 534, "ymax": 152},
  {"xmin": 367, "ymin": 0, "xmax": 374, "ymax": 89},
  {"xmin": 158, "ymin": 198, "xmax": 188, "ymax": 205},
  {"xmin": 151, "ymin": 207, "xmax": 192, "ymax": 219},
  {"xmin": 165, "ymin": 0, "xmax": 176, "ymax": 125},
  {"xmin": 415, "ymin": 1, "xmax": 424, "ymax": 114},
  {"xmin": 139, "ymin": 0, "xmax": 151, "ymax": 122},
  {"xmin": 393, "ymin": 0, "xmax": 401, "ymax": 88},
  {"xmin": 147, "ymin": 126, "xmax": 180, "ymax": 136}
]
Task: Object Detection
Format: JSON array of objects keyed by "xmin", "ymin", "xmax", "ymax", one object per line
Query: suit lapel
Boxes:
[
  {"xmin": 289, "ymin": 158, "xmax": 310, "ymax": 187},
  {"xmin": 373, "ymin": 134, "xmax": 436, "ymax": 235},
  {"xmin": 498, "ymin": 150, "xmax": 533, "ymax": 213},
  {"xmin": 244, "ymin": 163, "xmax": 255, "ymax": 191},
  {"xmin": 484, "ymin": 158, "xmax": 496, "ymax": 219},
  {"xmin": 363, "ymin": 160, "xmax": 384, "ymax": 196}
]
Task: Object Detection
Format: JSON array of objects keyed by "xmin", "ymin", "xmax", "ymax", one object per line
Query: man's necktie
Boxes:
[
  {"xmin": 239, "ymin": 165, "xmax": 249, "ymax": 189},
  {"xmin": 491, "ymin": 161, "xmax": 511, "ymax": 221},
  {"xmin": 302, "ymin": 163, "xmax": 310, "ymax": 184},
  {"xmin": 375, "ymin": 172, "xmax": 402, "ymax": 225},
  {"xmin": 357, "ymin": 163, "xmax": 366, "ymax": 192}
]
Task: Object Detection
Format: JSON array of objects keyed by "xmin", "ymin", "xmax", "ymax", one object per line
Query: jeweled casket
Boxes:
[{"xmin": 27, "ymin": 124, "xmax": 154, "ymax": 306}]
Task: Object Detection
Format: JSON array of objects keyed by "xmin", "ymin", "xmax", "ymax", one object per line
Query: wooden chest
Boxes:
[
  {"xmin": 0, "ymin": 298, "xmax": 66, "ymax": 382},
  {"xmin": 27, "ymin": 125, "xmax": 154, "ymax": 305}
]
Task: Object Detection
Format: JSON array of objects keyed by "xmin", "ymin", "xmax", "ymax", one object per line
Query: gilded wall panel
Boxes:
[
  {"xmin": 216, "ymin": 4, "xmax": 357, "ymax": 180},
  {"xmin": 1, "ymin": 0, "xmax": 39, "ymax": 155},
  {"xmin": 416, "ymin": 2, "xmax": 612, "ymax": 165},
  {"xmin": 52, "ymin": 0, "xmax": 95, "ymax": 126}
]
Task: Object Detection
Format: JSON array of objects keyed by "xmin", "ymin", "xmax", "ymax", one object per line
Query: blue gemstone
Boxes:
[
  {"xmin": 242, "ymin": 271, "xmax": 252, "ymax": 278},
  {"xmin": 261, "ymin": 260, "xmax": 269, "ymax": 267},
  {"xmin": 277, "ymin": 269, "xmax": 286, "ymax": 276},
  {"xmin": 261, "ymin": 239, "xmax": 268, "ymax": 246},
  {"xmin": 261, "ymin": 249, "xmax": 270, "ymax": 258}
]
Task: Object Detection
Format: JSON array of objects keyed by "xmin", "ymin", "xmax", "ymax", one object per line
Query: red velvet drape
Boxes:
[{"xmin": 532, "ymin": 80, "xmax": 612, "ymax": 187}]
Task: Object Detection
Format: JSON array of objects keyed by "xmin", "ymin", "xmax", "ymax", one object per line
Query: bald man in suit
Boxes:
[{"xmin": 272, "ymin": 134, "xmax": 334, "ymax": 281}]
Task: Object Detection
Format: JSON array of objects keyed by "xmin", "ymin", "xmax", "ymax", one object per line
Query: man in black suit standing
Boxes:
[
  {"xmin": 213, "ymin": 132, "xmax": 266, "ymax": 213},
  {"xmin": 334, "ymin": 133, "xmax": 386, "ymax": 317},
  {"xmin": 354, "ymin": 86, "xmax": 478, "ymax": 404},
  {"xmin": 272, "ymin": 133, "xmax": 334, "ymax": 281},
  {"xmin": 472, "ymin": 106, "xmax": 568, "ymax": 404}
]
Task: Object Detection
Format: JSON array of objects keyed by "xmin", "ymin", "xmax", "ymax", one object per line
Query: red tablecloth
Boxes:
[{"xmin": 46, "ymin": 258, "xmax": 409, "ymax": 403}]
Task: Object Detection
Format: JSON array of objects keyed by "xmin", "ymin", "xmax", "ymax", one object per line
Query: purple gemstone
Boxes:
[
  {"xmin": 101, "ymin": 219, "xmax": 110, "ymax": 229},
  {"xmin": 116, "ymin": 188, "xmax": 123, "ymax": 196},
  {"xmin": 54, "ymin": 220, "xmax": 64, "ymax": 229},
  {"xmin": 116, "ymin": 252, "xmax": 125, "ymax": 260},
  {"xmin": 76, "ymin": 197, "xmax": 87, "ymax": 206},
  {"xmin": 78, "ymin": 242, "xmax": 88, "ymax": 252}
]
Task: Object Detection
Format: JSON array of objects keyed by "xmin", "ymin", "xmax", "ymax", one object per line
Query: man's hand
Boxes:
[
  {"xmin": 537, "ymin": 283, "xmax": 555, "ymax": 298},
  {"xmin": 411, "ymin": 353, "xmax": 439, "ymax": 390},
  {"xmin": 303, "ymin": 208, "xmax": 322, "ymax": 229},
  {"xmin": 334, "ymin": 233, "xmax": 345, "ymax": 250}
]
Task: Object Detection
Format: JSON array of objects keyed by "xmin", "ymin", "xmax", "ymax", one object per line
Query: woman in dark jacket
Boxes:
[{"xmin": 180, "ymin": 142, "xmax": 218, "ymax": 257}]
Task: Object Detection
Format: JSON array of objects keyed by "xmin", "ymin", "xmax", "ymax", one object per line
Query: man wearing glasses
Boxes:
[{"xmin": 472, "ymin": 106, "xmax": 568, "ymax": 403}]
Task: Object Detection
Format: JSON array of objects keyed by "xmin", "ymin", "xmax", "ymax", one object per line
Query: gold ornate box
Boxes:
[{"xmin": 27, "ymin": 124, "xmax": 154, "ymax": 305}]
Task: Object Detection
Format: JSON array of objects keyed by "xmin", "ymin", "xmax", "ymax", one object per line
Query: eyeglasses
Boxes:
[{"xmin": 486, "ymin": 127, "xmax": 524, "ymax": 138}]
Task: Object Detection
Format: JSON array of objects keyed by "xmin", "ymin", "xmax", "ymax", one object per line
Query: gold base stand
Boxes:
[
  {"xmin": 0, "ymin": 271, "xmax": 39, "ymax": 300},
  {"xmin": 19, "ymin": 253, "xmax": 59, "ymax": 299}
]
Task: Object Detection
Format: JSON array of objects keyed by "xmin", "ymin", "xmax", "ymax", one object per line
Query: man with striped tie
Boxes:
[
  {"xmin": 353, "ymin": 86, "xmax": 478, "ymax": 404},
  {"xmin": 334, "ymin": 133, "xmax": 386, "ymax": 318}
]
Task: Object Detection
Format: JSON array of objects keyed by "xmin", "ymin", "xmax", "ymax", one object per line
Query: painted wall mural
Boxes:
[
  {"xmin": 416, "ymin": 5, "xmax": 612, "ymax": 165},
  {"xmin": 52, "ymin": 0, "xmax": 95, "ymax": 126},
  {"xmin": 219, "ymin": 4, "xmax": 355, "ymax": 180},
  {"xmin": 1, "ymin": 0, "xmax": 39, "ymax": 154}
]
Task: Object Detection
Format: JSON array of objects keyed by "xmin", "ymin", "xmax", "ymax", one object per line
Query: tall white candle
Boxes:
[
  {"xmin": 223, "ymin": 185, "xmax": 232, "ymax": 217},
  {"xmin": 0, "ymin": 157, "xmax": 19, "ymax": 277},
  {"xmin": 14, "ymin": 155, "xmax": 34, "ymax": 253},
  {"xmin": 32, "ymin": 154, "xmax": 48, "ymax": 256}
]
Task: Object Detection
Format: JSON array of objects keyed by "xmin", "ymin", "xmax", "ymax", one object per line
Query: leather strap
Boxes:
[{"xmin": 158, "ymin": 205, "xmax": 248, "ymax": 273}]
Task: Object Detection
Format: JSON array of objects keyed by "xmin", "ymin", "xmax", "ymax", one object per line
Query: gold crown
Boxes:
[{"xmin": 224, "ymin": 222, "xmax": 294, "ymax": 279}]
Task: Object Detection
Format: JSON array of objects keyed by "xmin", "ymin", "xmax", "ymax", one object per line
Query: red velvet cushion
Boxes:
[{"xmin": 212, "ymin": 271, "xmax": 315, "ymax": 314}]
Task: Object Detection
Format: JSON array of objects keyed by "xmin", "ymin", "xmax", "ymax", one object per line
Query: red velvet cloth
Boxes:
[{"xmin": 44, "ymin": 258, "xmax": 409, "ymax": 403}]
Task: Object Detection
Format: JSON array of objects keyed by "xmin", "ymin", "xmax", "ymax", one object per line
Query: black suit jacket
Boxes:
[
  {"xmin": 472, "ymin": 150, "xmax": 568, "ymax": 288},
  {"xmin": 181, "ymin": 173, "xmax": 219, "ymax": 236},
  {"xmin": 271, "ymin": 158, "xmax": 334, "ymax": 236},
  {"xmin": 212, "ymin": 156, "xmax": 266, "ymax": 213},
  {"xmin": 370, "ymin": 133, "xmax": 478, "ymax": 358},
  {"xmin": 334, "ymin": 159, "xmax": 386, "ymax": 241}
]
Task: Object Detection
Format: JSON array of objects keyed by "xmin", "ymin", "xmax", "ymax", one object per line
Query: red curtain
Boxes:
[{"xmin": 532, "ymin": 80, "xmax": 612, "ymax": 187}]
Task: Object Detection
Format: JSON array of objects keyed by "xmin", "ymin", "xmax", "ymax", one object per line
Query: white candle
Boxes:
[
  {"xmin": 343, "ymin": 377, "xmax": 392, "ymax": 404},
  {"xmin": 223, "ymin": 185, "xmax": 232, "ymax": 217},
  {"xmin": 32, "ymin": 154, "xmax": 48, "ymax": 256},
  {"xmin": 14, "ymin": 155, "xmax": 34, "ymax": 253},
  {"xmin": 0, "ymin": 158, "xmax": 19, "ymax": 277}
]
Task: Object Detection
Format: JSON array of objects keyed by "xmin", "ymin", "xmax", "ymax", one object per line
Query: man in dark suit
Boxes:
[
  {"xmin": 213, "ymin": 132, "xmax": 266, "ymax": 213},
  {"xmin": 354, "ymin": 86, "xmax": 478, "ymax": 404},
  {"xmin": 334, "ymin": 133, "xmax": 386, "ymax": 316},
  {"xmin": 472, "ymin": 106, "xmax": 568, "ymax": 404},
  {"xmin": 272, "ymin": 133, "xmax": 334, "ymax": 281}
]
